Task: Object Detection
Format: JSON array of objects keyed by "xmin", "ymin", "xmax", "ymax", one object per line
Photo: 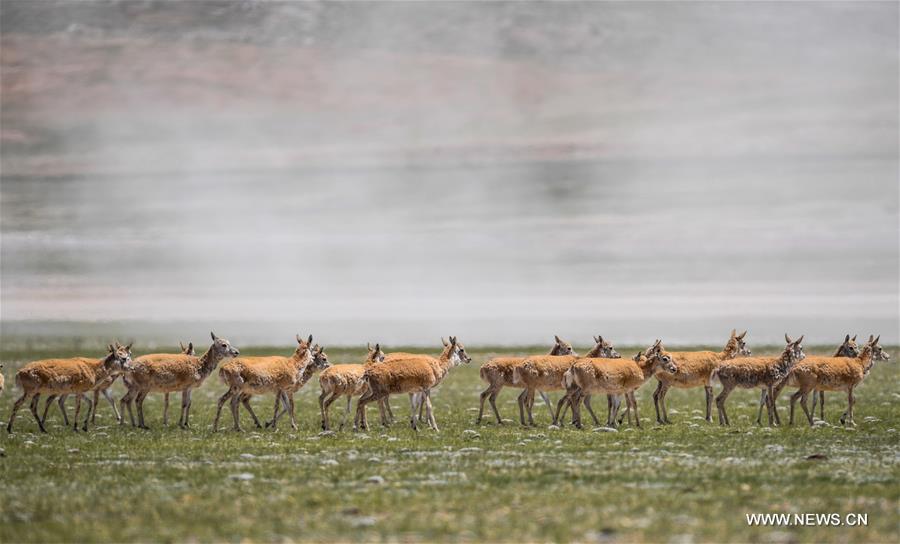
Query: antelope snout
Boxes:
[{"xmin": 230, "ymin": 347, "xmax": 240, "ymax": 356}]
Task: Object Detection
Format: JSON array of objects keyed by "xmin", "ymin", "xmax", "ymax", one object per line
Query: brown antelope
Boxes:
[
  {"xmin": 7, "ymin": 343, "xmax": 133, "ymax": 433},
  {"xmin": 213, "ymin": 335, "xmax": 330, "ymax": 431},
  {"xmin": 513, "ymin": 337, "xmax": 617, "ymax": 426},
  {"xmin": 785, "ymin": 335, "xmax": 889, "ymax": 426},
  {"xmin": 553, "ymin": 336, "xmax": 623, "ymax": 426},
  {"xmin": 263, "ymin": 343, "xmax": 332, "ymax": 429},
  {"xmin": 652, "ymin": 329, "xmax": 750, "ymax": 424},
  {"xmin": 355, "ymin": 336, "xmax": 471, "ymax": 432},
  {"xmin": 568, "ymin": 346, "xmax": 678, "ymax": 428},
  {"xmin": 477, "ymin": 335, "xmax": 575, "ymax": 425},
  {"xmin": 758, "ymin": 334, "xmax": 858, "ymax": 425},
  {"xmin": 318, "ymin": 343, "xmax": 388, "ymax": 431},
  {"xmin": 121, "ymin": 332, "xmax": 239, "ymax": 429},
  {"xmin": 40, "ymin": 341, "xmax": 196, "ymax": 428},
  {"xmin": 713, "ymin": 334, "xmax": 805, "ymax": 426}
]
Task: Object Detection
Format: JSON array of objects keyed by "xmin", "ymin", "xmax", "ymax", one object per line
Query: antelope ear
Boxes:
[
  {"xmin": 844, "ymin": 334, "xmax": 851, "ymax": 343},
  {"xmin": 738, "ymin": 330, "xmax": 747, "ymax": 340},
  {"xmin": 125, "ymin": 341, "xmax": 133, "ymax": 351},
  {"xmin": 593, "ymin": 335, "xmax": 599, "ymax": 343},
  {"xmin": 211, "ymin": 332, "xmax": 218, "ymax": 341},
  {"xmin": 441, "ymin": 337, "xmax": 449, "ymax": 346},
  {"xmin": 555, "ymin": 335, "xmax": 562, "ymax": 344},
  {"xmin": 187, "ymin": 342, "xmax": 192, "ymax": 352},
  {"xmin": 784, "ymin": 333, "xmax": 792, "ymax": 344},
  {"xmin": 796, "ymin": 335, "xmax": 804, "ymax": 345},
  {"xmin": 868, "ymin": 334, "xmax": 874, "ymax": 343},
  {"xmin": 450, "ymin": 336, "xmax": 457, "ymax": 345},
  {"xmin": 307, "ymin": 334, "xmax": 313, "ymax": 344},
  {"xmin": 851, "ymin": 334, "xmax": 857, "ymax": 341},
  {"xmin": 873, "ymin": 335, "xmax": 880, "ymax": 345},
  {"xmin": 367, "ymin": 342, "xmax": 372, "ymax": 351},
  {"xmin": 597, "ymin": 336, "xmax": 604, "ymax": 344},
  {"xmin": 108, "ymin": 344, "xmax": 115, "ymax": 353},
  {"xmin": 296, "ymin": 334, "xmax": 303, "ymax": 345},
  {"xmin": 374, "ymin": 343, "xmax": 380, "ymax": 352},
  {"xmin": 180, "ymin": 342, "xmax": 186, "ymax": 351},
  {"xmin": 730, "ymin": 328, "xmax": 736, "ymax": 337}
]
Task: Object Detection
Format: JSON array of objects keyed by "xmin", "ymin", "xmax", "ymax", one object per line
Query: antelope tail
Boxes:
[
  {"xmin": 511, "ymin": 366, "xmax": 522, "ymax": 386},
  {"xmin": 355, "ymin": 374, "xmax": 371, "ymax": 396}
]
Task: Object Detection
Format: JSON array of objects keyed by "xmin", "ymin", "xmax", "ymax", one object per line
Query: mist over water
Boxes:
[{"xmin": 1, "ymin": 1, "xmax": 898, "ymax": 345}]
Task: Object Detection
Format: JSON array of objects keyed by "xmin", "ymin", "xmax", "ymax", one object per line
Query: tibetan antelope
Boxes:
[
  {"xmin": 7, "ymin": 343, "xmax": 133, "ymax": 433},
  {"xmin": 652, "ymin": 329, "xmax": 750, "ymax": 424},
  {"xmin": 318, "ymin": 343, "xmax": 388, "ymax": 431},
  {"xmin": 568, "ymin": 346, "xmax": 677, "ymax": 428},
  {"xmin": 40, "ymin": 341, "xmax": 195, "ymax": 428},
  {"xmin": 477, "ymin": 335, "xmax": 575, "ymax": 425},
  {"xmin": 214, "ymin": 335, "xmax": 330, "ymax": 431},
  {"xmin": 355, "ymin": 336, "xmax": 471, "ymax": 432},
  {"xmin": 757, "ymin": 334, "xmax": 858, "ymax": 425},
  {"xmin": 713, "ymin": 334, "xmax": 805, "ymax": 426},
  {"xmin": 553, "ymin": 336, "xmax": 623, "ymax": 426},
  {"xmin": 513, "ymin": 336, "xmax": 618, "ymax": 426},
  {"xmin": 121, "ymin": 332, "xmax": 239, "ymax": 429},
  {"xmin": 263, "ymin": 343, "xmax": 332, "ymax": 429},
  {"xmin": 784, "ymin": 335, "xmax": 889, "ymax": 426}
]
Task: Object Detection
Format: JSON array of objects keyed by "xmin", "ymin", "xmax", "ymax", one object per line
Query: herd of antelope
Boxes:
[{"xmin": 2, "ymin": 330, "xmax": 890, "ymax": 435}]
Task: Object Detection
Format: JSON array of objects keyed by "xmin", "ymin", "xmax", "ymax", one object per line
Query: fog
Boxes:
[{"xmin": 1, "ymin": 1, "xmax": 897, "ymax": 346}]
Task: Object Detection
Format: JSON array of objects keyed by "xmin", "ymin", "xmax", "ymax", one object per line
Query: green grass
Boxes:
[{"xmin": 1, "ymin": 343, "xmax": 898, "ymax": 543}]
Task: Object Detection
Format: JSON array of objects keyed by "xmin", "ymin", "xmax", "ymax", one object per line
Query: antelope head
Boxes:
[
  {"xmin": 210, "ymin": 332, "xmax": 240, "ymax": 358},
  {"xmin": 552, "ymin": 335, "xmax": 576, "ymax": 356},
  {"xmin": 106, "ymin": 341, "xmax": 133, "ymax": 374},
  {"xmin": 868, "ymin": 335, "xmax": 889, "ymax": 362},
  {"xmin": 725, "ymin": 329, "xmax": 751, "ymax": 357},
  {"xmin": 589, "ymin": 335, "xmax": 620, "ymax": 358},
  {"xmin": 645, "ymin": 339, "xmax": 664, "ymax": 358},
  {"xmin": 783, "ymin": 334, "xmax": 806, "ymax": 363},
  {"xmin": 366, "ymin": 342, "xmax": 386, "ymax": 363},
  {"xmin": 293, "ymin": 333, "xmax": 314, "ymax": 359},
  {"xmin": 310, "ymin": 345, "xmax": 331, "ymax": 371},
  {"xmin": 442, "ymin": 336, "xmax": 472, "ymax": 366},
  {"xmin": 836, "ymin": 334, "xmax": 859, "ymax": 358},
  {"xmin": 179, "ymin": 341, "xmax": 195, "ymax": 355},
  {"xmin": 649, "ymin": 349, "xmax": 677, "ymax": 374}
]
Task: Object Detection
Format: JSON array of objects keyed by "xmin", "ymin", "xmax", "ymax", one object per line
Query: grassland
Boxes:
[{"xmin": 0, "ymin": 342, "xmax": 897, "ymax": 543}]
